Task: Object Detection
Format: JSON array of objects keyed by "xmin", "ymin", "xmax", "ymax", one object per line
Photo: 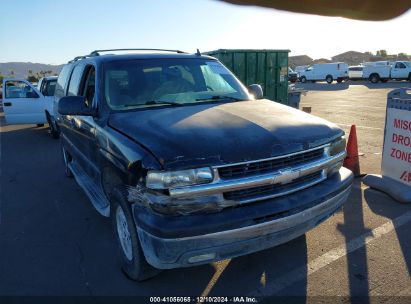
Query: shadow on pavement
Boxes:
[
  {"xmin": 363, "ymin": 188, "xmax": 411, "ymax": 276},
  {"xmin": 337, "ymin": 178, "xmax": 371, "ymax": 303}
]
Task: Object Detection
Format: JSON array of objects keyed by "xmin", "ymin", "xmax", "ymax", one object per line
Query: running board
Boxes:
[{"xmin": 69, "ymin": 161, "xmax": 110, "ymax": 217}]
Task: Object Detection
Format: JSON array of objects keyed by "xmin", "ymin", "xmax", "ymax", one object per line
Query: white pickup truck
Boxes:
[
  {"xmin": 363, "ymin": 61, "xmax": 411, "ymax": 83},
  {"xmin": 2, "ymin": 76, "xmax": 59, "ymax": 137}
]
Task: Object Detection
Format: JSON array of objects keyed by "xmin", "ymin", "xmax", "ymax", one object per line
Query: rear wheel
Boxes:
[
  {"xmin": 300, "ymin": 76, "xmax": 307, "ymax": 83},
  {"xmin": 408, "ymin": 73, "xmax": 411, "ymax": 82},
  {"xmin": 337, "ymin": 78, "xmax": 343, "ymax": 83},
  {"xmin": 111, "ymin": 188, "xmax": 160, "ymax": 281},
  {"xmin": 326, "ymin": 75, "xmax": 333, "ymax": 84},
  {"xmin": 36, "ymin": 124, "xmax": 44, "ymax": 127},
  {"xmin": 46, "ymin": 112, "xmax": 59, "ymax": 139},
  {"xmin": 369, "ymin": 74, "xmax": 380, "ymax": 84}
]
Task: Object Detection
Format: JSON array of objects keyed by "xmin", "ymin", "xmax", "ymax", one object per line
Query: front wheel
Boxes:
[
  {"xmin": 326, "ymin": 75, "xmax": 333, "ymax": 84},
  {"xmin": 61, "ymin": 143, "xmax": 73, "ymax": 177},
  {"xmin": 46, "ymin": 113, "xmax": 59, "ymax": 139},
  {"xmin": 111, "ymin": 188, "xmax": 160, "ymax": 281},
  {"xmin": 300, "ymin": 76, "xmax": 307, "ymax": 83}
]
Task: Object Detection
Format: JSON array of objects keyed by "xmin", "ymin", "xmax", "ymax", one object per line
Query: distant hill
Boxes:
[
  {"xmin": 0, "ymin": 62, "xmax": 63, "ymax": 79},
  {"xmin": 289, "ymin": 55, "xmax": 312, "ymax": 68}
]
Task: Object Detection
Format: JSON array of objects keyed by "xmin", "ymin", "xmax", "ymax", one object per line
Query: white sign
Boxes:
[{"xmin": 382, "ymin": 108, "xmax": 411, "ymax": 186}]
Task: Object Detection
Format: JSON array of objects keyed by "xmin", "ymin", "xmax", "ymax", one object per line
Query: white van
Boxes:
[{"xmin": 299, "ymin": 62, "xmax": 349, "ymax": 84}]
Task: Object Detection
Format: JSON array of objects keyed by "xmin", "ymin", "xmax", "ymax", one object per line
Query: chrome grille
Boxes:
[
  {"xmin": 218, "ymin": 148, "xmax": 324, "ymax": 179},
  {"xmin": 223, "ymin": 171, "xmax": 323, "ymax": 202}
]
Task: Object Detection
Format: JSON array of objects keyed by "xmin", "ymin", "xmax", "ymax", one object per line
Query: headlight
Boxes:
[
  {"xmin": 146, "ymin": 168, "xmax": 214, "ymax": 189},
  {"xmin": 329, "ymin": 136, "xmax": 346, "ymax": 156}
]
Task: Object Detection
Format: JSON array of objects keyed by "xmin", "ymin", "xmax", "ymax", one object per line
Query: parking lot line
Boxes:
[
  {"xmin": 332, "ymin": 105, "xmax": 386, "ymax": 109},
  {"xmin": 336, "ymin": 123, "xmax": 384, "ymax": 131},
  {"xmin": 249, "ymin": 209, "xmax": 411, "ymax": 296}
]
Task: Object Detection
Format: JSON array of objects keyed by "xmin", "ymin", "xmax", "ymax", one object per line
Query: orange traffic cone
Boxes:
[{"xmin": 343, "ymin": 125, "xmax": 361, "ymax": 177}]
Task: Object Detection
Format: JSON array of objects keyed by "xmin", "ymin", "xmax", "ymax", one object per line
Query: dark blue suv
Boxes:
[{"xmin": 56, "ymin": 49, "xmax": 353, "ymax": 280}]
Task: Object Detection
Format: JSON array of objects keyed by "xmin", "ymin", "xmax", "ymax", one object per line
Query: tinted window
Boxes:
[
  {"xmin": 40, "ymin": 79, "xmax": 57, "ymax": 96},
  {"xmin": 68, "ymin": 65, "xmax": 85, "ymax": 96},
  {"xmin": 55, "ymin": 65, "xmax": 73, "ymax": 99},
  {"xmin": 80, "ymin": 66, "xmax": 96, "ymax": 107}
]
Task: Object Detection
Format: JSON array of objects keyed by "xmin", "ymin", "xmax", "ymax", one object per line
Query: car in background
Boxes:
[
  {"xmin": 299, "ymin": 62, "xmax": 349, "ymax": 84},
  {"xmin": 348, "ymin": 66, "xmax": 363, "ymax": 80},
  {"xmin": 288, "ymin": 67, "xmax": 298, "ymax": 83},
  {"xmin": 1, "ymin": 77, "xmax": 59, "ymax": 137}
]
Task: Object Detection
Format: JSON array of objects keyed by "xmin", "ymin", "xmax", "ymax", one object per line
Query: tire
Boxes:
[
  {"xmin": 110, "ymin": 188, "xmax": 160, "ymax": 281},
  {"xmin": 369, "ymin": 74, "xmax": 380, "ymax": 84},
  {"xmin": 408, "ymin": 73, "xmax": 411, "ymax": 82},
  {"xmin": 326, "ymin": 75, "xmax": 333, "ymax": 84},
  {"xmin": 46, "ymin": 112, "xmax": 59, "ymax": 139},
  {"xmin": 36, "ymin": 124, "xmax": 44, "ymax": 127},
  {"xmin": 337, "ymin": 78, "xmax": 343, "ymax": 83},
  {"xmin": 61, "ymin": 142, "xmax": 73, "ymax": 178},
  {"xmin": 300, "ymin": 76, "xmax": 306, "ymax": 83}
]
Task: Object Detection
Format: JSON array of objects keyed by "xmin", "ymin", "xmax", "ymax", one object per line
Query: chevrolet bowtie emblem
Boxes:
[{"xmin": 272, "ymin": 168, "xmax": 300, "ymax": 184}]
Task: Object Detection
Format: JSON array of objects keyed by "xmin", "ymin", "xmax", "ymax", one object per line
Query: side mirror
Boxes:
[
  {"xmin": 58, "ymin": 96, "xmax": 97, "ymax": 116},
  {"xmin": 248, "ymin": 84, "xmax": 264, "ymax": 100}
]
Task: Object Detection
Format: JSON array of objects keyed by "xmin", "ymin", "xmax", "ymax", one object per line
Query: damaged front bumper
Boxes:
[{"xmin": 132, "ymin": 167, "xmax": 353, "ymax": 269}]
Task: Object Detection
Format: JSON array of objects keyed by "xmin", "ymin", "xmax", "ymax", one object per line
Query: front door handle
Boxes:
[{"xmin": 3, "ymin": 102, "xmax": 12, "ymax": 107}]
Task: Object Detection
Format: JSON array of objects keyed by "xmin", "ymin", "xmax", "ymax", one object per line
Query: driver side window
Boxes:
[
  {"xmin": 81, "ymin": 66, "xmax": 96, "ymax": 107},
  {"xmin": 5, "ymin": 81, "xmax": 38, "ymax": 99}
]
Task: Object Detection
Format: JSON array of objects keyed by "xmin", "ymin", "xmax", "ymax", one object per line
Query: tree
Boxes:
[
  {"xmin": 27, "ymin": 75, "xmax": 38, "ymax": 82},
  {"xmin": 376, "ymin": 50, "xmax": 387, "ymax": 57},
  {"xmin": 9, "ymin": 70, "xmax": 14, "ymax": 77}
]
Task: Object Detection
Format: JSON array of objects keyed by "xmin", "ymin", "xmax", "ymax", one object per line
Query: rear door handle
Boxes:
[{"xmin": 4, "ymin": 102, "xmax": 12, "ymax": 107}]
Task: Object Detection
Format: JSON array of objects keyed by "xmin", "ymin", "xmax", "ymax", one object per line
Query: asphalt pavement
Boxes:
[{"xmin": 0, "ymin": 81, "xmax": 410, "ymax": 301}]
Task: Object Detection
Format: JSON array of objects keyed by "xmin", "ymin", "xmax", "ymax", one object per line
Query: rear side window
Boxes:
[
  {"xmin": 55, "ymin": 65, "xmax": 73, "ymax": 99},
  {"xmin": 67, "ymin": 65, "xmax": 85, "ymax": 96}
]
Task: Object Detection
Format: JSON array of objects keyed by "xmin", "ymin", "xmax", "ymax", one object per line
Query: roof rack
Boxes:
[
  {"xmin": 67, "ymin": 54, "xmax": 94, "ymax": 63},
  {"xmin": 89, "ymin": 48, "xmax": 187, "ymax": 56},
  {"xmin": 68, "ymin": 48, "xmax": 188, "ymax": 63}
]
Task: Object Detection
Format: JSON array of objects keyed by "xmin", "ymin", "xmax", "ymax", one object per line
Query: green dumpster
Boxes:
[{"xmin": 205, "ymin": 49, "xmax": 290, "ymax": 105}]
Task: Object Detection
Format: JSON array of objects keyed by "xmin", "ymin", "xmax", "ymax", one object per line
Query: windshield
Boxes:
[{"xmin": 103, "ymin": 58, "xmax": 250, "ymax": 109}]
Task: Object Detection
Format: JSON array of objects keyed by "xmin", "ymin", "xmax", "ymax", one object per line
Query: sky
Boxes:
[{"xmin": 0, "ymin": 0, "xmax": 410, "ymax": 65}]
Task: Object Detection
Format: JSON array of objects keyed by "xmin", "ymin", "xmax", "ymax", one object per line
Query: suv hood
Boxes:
[{"xmin": 109, "ymin": 100, "xmax": 343, "ymax": 170}]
